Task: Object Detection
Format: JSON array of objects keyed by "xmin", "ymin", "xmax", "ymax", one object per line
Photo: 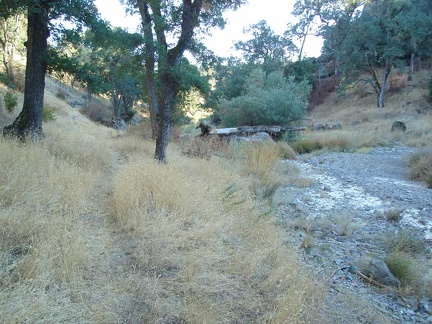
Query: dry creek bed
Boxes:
[{"xmin": 275, "ymin": 145, "xmax": 432, "ymax": 323}]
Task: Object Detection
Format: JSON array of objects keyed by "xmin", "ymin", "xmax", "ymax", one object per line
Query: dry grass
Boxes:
[
  {"xmin": 303, "ymin": 69, "xmax": 432, "ymax": 154},
  {"xmin": 0, "ymin": 136, "xmax": 98, "ymax": 322},
  {"xmin": 111, "ymin": 143, "xmax": 323, "ymax": 322},
  {"xmin": 1, "ymin": 79, "xmax": 325, "ymax": 322},
  {"xmin": 409, "ymin": 149, "xmax": 432, "ymax": 187}
]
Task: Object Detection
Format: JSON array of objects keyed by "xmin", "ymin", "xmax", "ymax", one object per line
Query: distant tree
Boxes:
[
  {"xmin": 79, "ymin": 27, "xmax": 143, "ymax": 118},
  {"xmin": 396, "ymin": 0, "xmax": 432, "ymax": 81},
  {"xmin": 219, "ymin": 68, "xmax": 311, "ymax": 127},
  {"xmin": 234, "ymin": 20, "xmax": 296, "ymax": 73},
  {"xmin": 2, "ymin": 0, "xmax": 100, "ymax": 139},
  {"xmin": 338, "ymin": 0, "xmax": 410, "ymax": 108},
  {"xmin": 124, "ymin": 0, "xmax": 245, "ymax": 163},
  {"xmin": 174, "ymin": 58, "xmax": 210, "ymax": 124},
  {"xmin": 0, "ymin": 9, "xmax": 26, "ymax": 85}
]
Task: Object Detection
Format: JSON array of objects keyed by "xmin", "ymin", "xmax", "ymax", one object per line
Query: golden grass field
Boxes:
[
  {"xmin": 0, "ymin": 79, "xmax": 323, "ymax": 323},
  {"xmin": 0, "ymin": 67, "xmax": 431, "ymax": 322}
]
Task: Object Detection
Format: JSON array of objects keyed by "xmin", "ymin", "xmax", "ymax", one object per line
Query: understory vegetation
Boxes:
[{"xmin": 0, "ymin": 89, "xmax": 323, "ymax": 322}]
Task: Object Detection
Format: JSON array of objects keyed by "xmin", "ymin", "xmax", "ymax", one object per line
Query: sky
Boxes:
[{"xmin": 94, "ymin": 0, "xmax": 323, "ymax": 59}]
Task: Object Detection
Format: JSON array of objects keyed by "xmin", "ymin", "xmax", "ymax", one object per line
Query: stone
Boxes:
[
  {"xmin": 391, "ymin": 121, "xmax": 407, "ymax": 132},
  {"xmin": 358, "ymin": 257, "xmax": 401, "ymax": 287},
  {"xmin": 112, "ymin": 117, "xmax": 127, "ymax": 130}
]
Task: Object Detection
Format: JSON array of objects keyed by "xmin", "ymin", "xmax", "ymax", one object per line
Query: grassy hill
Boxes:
[{"xmin": 0, "ymin": 68, "xmax": 431, "ymax": 322}]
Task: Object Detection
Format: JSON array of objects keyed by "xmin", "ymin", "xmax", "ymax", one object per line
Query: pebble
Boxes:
[{"xmin": 275, "ymin": 146, "xmax": 432, "ymax": 323}]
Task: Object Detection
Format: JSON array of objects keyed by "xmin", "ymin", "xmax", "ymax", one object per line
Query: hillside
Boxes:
[
  {"xmin": 1, "ymin": 69, "xmax": 432, "ymax": 323},
  {"xmin": 307, "ymin": 69, "xmax": 432, "ymax": 147}
]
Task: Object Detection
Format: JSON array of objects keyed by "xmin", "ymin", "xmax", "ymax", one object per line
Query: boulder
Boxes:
[
  {"xmin": 391, "ymin": 121, "xmax": 407, "ymax": 132},
  {"xmin": 358, "ymin": 257, "xmax": 401, "ymax": 287},
  {"xmin": 112, "ymin": 117, "xmax": 127, "ymax": 130}
]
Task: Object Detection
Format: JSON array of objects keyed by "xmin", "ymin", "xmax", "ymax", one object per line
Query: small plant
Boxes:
[
  {"xmin": 301, "ymin": 234, "xmax": 316, "ymax": 250},
  {"xmin": 292, "ymin": 138, "xmax": 322, "ymax": 154},
  {"xmin": 409, "ymin": 150, "xmax": 432, "ymax": 188},
  {"xmin": 277, "ymin": 141, "xmax": 297, "ymax": 160},
  {"xmin": 386, "ymin": 229, "xmax": 426, "ymax": 255},
  {"xmin": 4, "ymin": 90, "xmax": 18, "ymax": 113},
  {"xmin": 43, "ymin": 105, "xmax": 57, "ymax": 122},
  {"xmin": 250, "ymin": 173, "xmax": 282, "ymax": 202},
  {"xmin": 241, "ymin": 142, "xmax": 281, "ymax": 177},
  {"xmin": 385, "ymin": 208, "xmax": 404, "ymax": 223},
  {"xmin": 332, "ymin": 211, "xmax": 358, "ymax": 236},
  {"xmin": 56, "ymin": 87, "xmax": 68, "ymax": 100},
  {"xmin": 385, "ymin": 252, "xmax": 415, "ymax": 285}
]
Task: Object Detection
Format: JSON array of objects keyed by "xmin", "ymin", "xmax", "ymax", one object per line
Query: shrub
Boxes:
[
  {"xmin": 277, "ymin": 141, "xmax": 297, "ymax": 160},
  {"xmin": 385, "ymin": 252, "xmax": 415, "ymax": 284},
  {"xmin": 56, "ymin": 87, "xmax": 68, "ymax": 100},
  {"xmin": 409, "ymin": 149, "xmax": 432, "ymax": 188},
  {"xmin": 386, "ymin": 229, "xmax": 426, "ymax": 255},
  {"xmin": 291, "ymin": 139, "xmax": 322, "ymax": 154},
  {"xmin": 43, "ymin": 105, "xmax": 57, "ymax": 122},
  {"xmin": 389, "ymin": 73, "xmax": 408, "ymax": 93},
  {"xmin": 219, "ymin": 68, "xmax": 311, "ymax": 127},
  {"xmin": 4, "ymin": 91, "xmax": 18, "ymax": 113},
  {"xmin": 82, "ymin": 101, "xmax": 112, "ymax": 122}
]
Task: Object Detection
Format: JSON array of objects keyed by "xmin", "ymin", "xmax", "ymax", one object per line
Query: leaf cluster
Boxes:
[{"xmin": 218, "ymin": 68, "xmax": 311, "ymax": 127}]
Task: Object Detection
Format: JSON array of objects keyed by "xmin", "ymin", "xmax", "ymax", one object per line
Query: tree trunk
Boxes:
[
  {"xmin": 378, "ymin": 60, "xmax": 391, "ymax": 109},
  {"xmin": 407, "ymin": 52, "xmax": 414, "ymax": 81},
  {"xmin": 154, "ymin": 70, "xmax": 176, "ymax": 163},
  {"xmin": 137, "ymin": 0, "xmax": 159, "ymax": 140},
  {"xmin": 3, "ymin": 2, "xmax": 50, "ymax": 139}
]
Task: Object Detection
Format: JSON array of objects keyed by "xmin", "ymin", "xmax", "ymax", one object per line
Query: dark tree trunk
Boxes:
[
  {"xmin": 3, "ymin": 2, "xmax": 50, "ymax": 139},
  {"xmin": 137, "ymin": 0, "xmax": 159, "ymax": 140},
  {"xmin": 142, "ymin": 0, "xmax": 203, "ymax": 163},
  {"xmin": 378, "ymin": 60, "xmax": 391, "ymax": 109},
  {"xmin": 154, "ymin": 69, "xmax": 177, "ymax": 163}
]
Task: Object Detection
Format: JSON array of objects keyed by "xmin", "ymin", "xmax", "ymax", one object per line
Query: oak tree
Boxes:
[
  {"xmin": 125, "ymin": 0, "xmax": 245, "ymax": 163},
  {"xmin": 2, "ymin": 0, "xmax": 99, "ymax": 139}
]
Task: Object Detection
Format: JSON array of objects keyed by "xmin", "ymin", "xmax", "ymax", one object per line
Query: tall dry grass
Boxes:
[
  {"xmin": 0, "ymin": 136, "xmax": 99, "ymax": 322},
  {"xmin": 111, "ymin": 145, "xmax": 323, "ymax": 322}
]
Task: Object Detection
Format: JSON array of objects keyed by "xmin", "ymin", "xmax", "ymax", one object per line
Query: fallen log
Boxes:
[{"xmin": 209, "ymin": 125, "xmax": 306, "ymax": 137}]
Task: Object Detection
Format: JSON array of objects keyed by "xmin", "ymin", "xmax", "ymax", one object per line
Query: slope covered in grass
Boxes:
[{"xmin": 0, "ymin": 79, "xmax": 323, "ymax": 322}]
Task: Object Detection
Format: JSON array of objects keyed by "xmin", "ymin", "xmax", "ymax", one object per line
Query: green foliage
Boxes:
[
  {"xmin": 4, "ymin": 91, "xmax": 18, "ymax": 113},
  {"xmin": 385, "ymin": 252, "xmax": 415, "ymax": 284},
  {"xmin": 43, "ymin": 105, "xmax": 57, "ymax": 122},
  {"xmin": 234, "ymin": 20, "xmax": 296, "ymax": 73},
  {"xmin": 291, "ymin": 139, "xmax": 322, "ymax": 154},
  {"xmin": 284, "ymin": 58, "xmax": 317, "ymax": 85},
  {"xmin": 219, "ymin": 68, "xmax": 311, "ymax": 127}
]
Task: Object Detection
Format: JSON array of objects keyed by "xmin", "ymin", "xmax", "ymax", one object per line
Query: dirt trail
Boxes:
[{"xmin": 75, "ymin": 151, "xmax": 138, "ymax": 322}]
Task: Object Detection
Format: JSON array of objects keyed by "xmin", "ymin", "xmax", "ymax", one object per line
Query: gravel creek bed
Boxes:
[{"xmin": 275, "ymin": 146, "xmax": 432, "ymax": 323}]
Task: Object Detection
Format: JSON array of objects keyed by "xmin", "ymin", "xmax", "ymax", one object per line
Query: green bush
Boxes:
[
  {"xmin": 291, "ymin": 139, "xmax": 323, "ymax": 154},
  {"xmin": 43, "ymin": 105, "xmax": 57, "ymax": 122},
  {"xmin": 385, "ymin": 252, "xmax": 415, "ymax": 284},
  {"xmin": 219, "ymin": 69, "xmax": 311, "ymax": 127},
  {"xmin": 4, "ymin": 91, "xmax": 18, "ymax": 113}
]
